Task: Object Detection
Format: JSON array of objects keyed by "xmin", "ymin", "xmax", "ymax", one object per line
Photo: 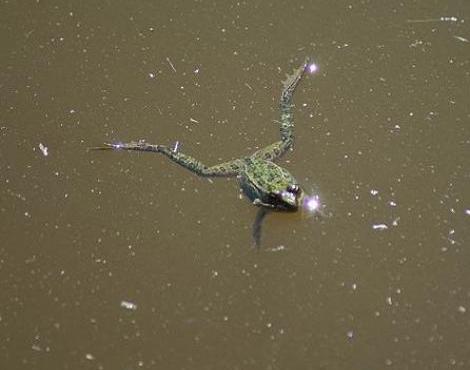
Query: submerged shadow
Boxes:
[{"xmin": 252, "ymin": 207, "xmax": 270, "ymax": 248}]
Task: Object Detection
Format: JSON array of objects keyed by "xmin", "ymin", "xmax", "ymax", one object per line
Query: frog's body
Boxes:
[
  {"xmin": 92, "ymin": 58, "xmax": 311, "ymax": 244},
  {"xmin": 239, "ymin": 157, "xmax": 300, "ymax": 211}
]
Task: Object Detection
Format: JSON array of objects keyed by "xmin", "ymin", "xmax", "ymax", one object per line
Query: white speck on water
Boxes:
[
  {"xmin": 39, "ymin": 143, "xmax": 48, "ymax": 156},
  {"xmin": 389, "ymin": 200, "xmax": 397, "ymax": 207},
  {"xmin": 392, "ymin": 217, "xmax": 400, "ymax": 227},
  {"xmin": 120, "ymin": 300, "xmax": 138, "ymax": 311},
  {"xmin": 268, "ymin": 245, "xmax": 287, "ymax": 252},
  {"xmin": 373, "ymin": 223, "xmax": 388, "ymax": 230},
  {"xmin": 370, "ymin": 189, "xmax": 379, "ymax": 196},
  {"xmin": 386, "ymin": 296, "xmax": 393, "ymax": 305},
  {"xmin": 148, "ymin": 72, "xmax": 156, "ymax": 79},
  {"xmin": 347, "ymin": 330, "xmax": 354, "ymax": 339},
  {"xmin": 465, "ymin": 209, "xmax": 470, "ymax": 216},
  {"xmin": 458, "ymin": 306, "xmax": 466, "ymax": 313},
  {"xmin": 85, "ymin": 353, "xmax": 95, "ymax": 360}
]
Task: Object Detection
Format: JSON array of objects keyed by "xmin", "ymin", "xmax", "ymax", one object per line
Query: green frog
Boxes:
[{"xmin": 92, "ymin": 58, "xmax": 316, "ymax": 245}]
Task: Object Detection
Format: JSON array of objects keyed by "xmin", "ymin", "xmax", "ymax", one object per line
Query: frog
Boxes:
[{"xmin": 92, "ymin": 58, "xmax": 314, "ymax": 245}]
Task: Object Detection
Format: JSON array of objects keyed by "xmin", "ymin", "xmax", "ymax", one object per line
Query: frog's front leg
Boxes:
[
  {"xmin": 252, "ymin": 198, "xmax": 276, "ymax": 209},
  {"xmin": 91, "ymin": 141, "xmax": 243, "ymax": 177}
]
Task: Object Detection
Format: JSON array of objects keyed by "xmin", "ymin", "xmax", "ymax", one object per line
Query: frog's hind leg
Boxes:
[
  {"xmin": 91, "ymin": 141, "xmax": 242, "ymax": 177},
  {"xmin": 252, "ymin": 207, "xmax": 270, "ymax": 247},
  {"xmin": 251, "ymin": 58, "xmax": 309, "ymax": 161}
]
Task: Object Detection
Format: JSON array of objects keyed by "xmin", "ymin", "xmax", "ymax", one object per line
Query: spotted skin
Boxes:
[{"xmin": 92, "ymin": 58, "xmax": 309, "ymax": 213}]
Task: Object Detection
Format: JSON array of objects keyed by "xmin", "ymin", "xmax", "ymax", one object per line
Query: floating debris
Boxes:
[
  {"xmin": 120, "ymin": 300, "xmax": 138, "ymax": 311},
  {"xmin": 372, "ymin": 223, "xmax": 389, "ymax": 230},
  {"xmin": 166, "ymin": 57, "xmax": 177, "ymax": 73},
  {"xmin": 454, "ymin": 35, "xmax": 469, "ymax": 43},
  {"xmin": 39, "ymin": 143, "xmax": 48, "ymax": 156},
  {"xmin": 407, "ymin": 16, "xmax": 459, "ymax": 23},
  {"xmin": 85, "ymin": 353, "xmax": 95, "ymax": 360},
  {"xmin": 268, "ymin": 245, "xmax": 287, "ymax": 252},
  {"xmin": 392, "ymin": 217, "xmax": 400, "ymax": 227}
]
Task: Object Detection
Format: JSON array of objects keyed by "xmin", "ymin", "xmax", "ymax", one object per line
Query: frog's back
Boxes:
[{"xmin": 238, "ymin": 158, "xmax": 296, "ymax": 202}]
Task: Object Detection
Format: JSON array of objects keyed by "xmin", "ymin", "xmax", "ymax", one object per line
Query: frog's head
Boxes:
[{"xmin": 274, "ymin": 184, "xmax": 304, "ymax": 211}]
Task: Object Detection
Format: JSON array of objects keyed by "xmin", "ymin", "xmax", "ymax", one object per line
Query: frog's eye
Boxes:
[{"xmin": 287, "ymin": 184, "xmax": 300, "ymax": 194}]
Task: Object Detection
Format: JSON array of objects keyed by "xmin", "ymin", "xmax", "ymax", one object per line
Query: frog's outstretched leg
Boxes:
[
  {"xmin": 90, "ymin": 141, "xmax": 243, "ymax": 177},
  {"xmin": 252, "ymin": 58, "xmax": 309, "ymax": 161},
  {"xmin": 252, "ymin": 207, "xmax": 270, "ymax": 247}
]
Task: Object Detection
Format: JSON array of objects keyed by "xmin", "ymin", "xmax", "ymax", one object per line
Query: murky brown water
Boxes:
[{"xmin": 1, "ymin": 1, "xmax": 470, "ymax": 369}]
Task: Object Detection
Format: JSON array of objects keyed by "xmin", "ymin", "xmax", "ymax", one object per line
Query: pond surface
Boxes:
[{"xmin": 1, "ymin": 1, "xmax": 469, "ymax": 369}]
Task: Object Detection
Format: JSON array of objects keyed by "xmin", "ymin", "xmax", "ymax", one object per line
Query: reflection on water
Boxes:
[{"xmin": 1, "ymin": 1, "xmax": 469, "ymax": 369}]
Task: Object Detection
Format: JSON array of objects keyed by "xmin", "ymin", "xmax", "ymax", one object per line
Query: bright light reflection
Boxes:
[
  {"xmin": 303, "ymin": 194, "xmax": 321, "ymax": 213},
  {"xmin": 308, "ymin": 62, "xmax": 318, "ymax": 74}
]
